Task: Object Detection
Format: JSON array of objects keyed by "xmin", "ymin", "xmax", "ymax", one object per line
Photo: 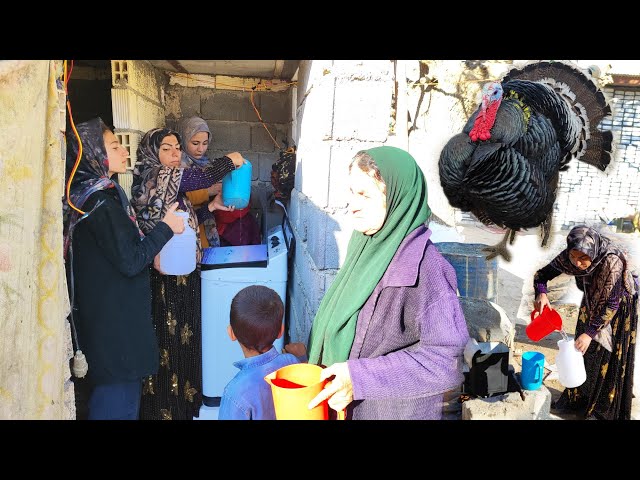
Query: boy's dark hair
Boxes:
[{"xmin": 230, "ymin": 285, "xmax": 284, "ymax": 353}]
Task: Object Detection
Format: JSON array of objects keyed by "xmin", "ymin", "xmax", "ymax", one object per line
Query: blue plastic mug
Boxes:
[{"xmin": 521, "ymin": 351, "xmax": 545, "ymax": 390}]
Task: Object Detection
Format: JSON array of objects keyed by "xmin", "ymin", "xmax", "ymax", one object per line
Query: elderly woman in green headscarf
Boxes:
[{"xmin": 305, "ymin": 146, "xmax": 470, "ymax": 420}]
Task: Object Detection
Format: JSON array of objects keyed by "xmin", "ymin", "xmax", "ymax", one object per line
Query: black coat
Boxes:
[{"xmin": 70, "ymin": 188, "xmax": 174, "ymax": 385}]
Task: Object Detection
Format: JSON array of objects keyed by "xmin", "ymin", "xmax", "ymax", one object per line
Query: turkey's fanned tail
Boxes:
[{"xmin": 502, "ymin": 60, "xmax": 613, "ymax": 171}]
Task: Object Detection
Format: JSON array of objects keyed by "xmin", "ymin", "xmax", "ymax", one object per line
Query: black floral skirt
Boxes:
[
  {"xmin": 555, "ymin": 290, "xmax": 637, "ymax": 420},
  {"xmin": 139, "ymin": 268, "xmax": 202, "ymax": 420}
]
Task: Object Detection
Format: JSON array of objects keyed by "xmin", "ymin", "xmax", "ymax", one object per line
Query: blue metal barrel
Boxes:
[{"xmin": 434, "ymin": 242, "xmax": 498, "ymax": 303}]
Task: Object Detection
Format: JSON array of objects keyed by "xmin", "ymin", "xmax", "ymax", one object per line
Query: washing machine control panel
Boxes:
[{"xmin": 267, "ymin": 226, "xmax": 286, "ymax": 260}]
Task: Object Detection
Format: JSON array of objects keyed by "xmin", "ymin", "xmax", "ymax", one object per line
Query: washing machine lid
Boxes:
[{"xmin": 201, "ymin": 244, "xmax": 268, "ymax": 270}]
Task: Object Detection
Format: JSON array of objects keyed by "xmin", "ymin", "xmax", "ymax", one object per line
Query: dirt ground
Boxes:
[{"xmin": 447, "ymin": 222, "xmax": 640, "ymax": 420}]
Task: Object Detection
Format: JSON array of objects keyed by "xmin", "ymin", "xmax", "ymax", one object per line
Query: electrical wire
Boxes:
[
  {"xmin": 62, "ymin": 59, "xmax": 91, "ymax": 377},
  {"xmin": 250, "ymin": 86, "xmax": 281, "ymax": 150},
  {"xmin": 64, "ymin": 60, "xmax": 85, "ymax": 216}
]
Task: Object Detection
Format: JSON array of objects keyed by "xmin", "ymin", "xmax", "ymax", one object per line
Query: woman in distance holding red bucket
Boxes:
[{"xmin": 533, "ymin": 226, "xmax": 638, "ymax": 419}]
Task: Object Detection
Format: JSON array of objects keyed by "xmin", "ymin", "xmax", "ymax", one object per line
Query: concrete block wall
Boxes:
[
  {"xmin": 111, "ymin": 60, "xmax": 165, "ymax": 135},
  {"xmin": 110, "ymin": 60, "xmax": 167, "ymax": 197},
  {"xmin": 163, "ymin": 84, "xmax": 293, "ymax": 195},
  {"xmin": 288, "ymin": 60, "xmax": 395, "ymax": 345}
]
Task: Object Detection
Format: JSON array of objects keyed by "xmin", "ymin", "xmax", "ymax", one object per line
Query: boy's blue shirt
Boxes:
[{"xmin": 218, "ymin": 346, "xmax": 306, "ymax": 420}]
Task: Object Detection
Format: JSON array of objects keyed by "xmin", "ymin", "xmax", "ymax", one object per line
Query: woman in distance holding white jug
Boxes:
[{"xmin": 533, "ymin": 226, "xmax": 638, "ymax": 420}]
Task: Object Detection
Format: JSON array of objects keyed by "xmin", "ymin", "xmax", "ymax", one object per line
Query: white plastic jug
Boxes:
[
  {"xmin": 556, "ymin": 339, "xmax": 587, "ymax": 388},
  {"xmin": 159, "ymin": 211, "xmax": 196, "ymax": 275}
]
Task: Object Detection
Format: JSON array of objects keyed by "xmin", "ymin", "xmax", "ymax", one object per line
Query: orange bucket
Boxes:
[{"xmin": 264, "ymin": 363, "xmax": 329, "ymax": 420}]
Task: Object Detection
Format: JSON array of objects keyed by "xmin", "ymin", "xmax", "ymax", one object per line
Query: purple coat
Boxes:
[{"xmin": 347, "ymin": 225, "xmax": 469, "ymax": 419}]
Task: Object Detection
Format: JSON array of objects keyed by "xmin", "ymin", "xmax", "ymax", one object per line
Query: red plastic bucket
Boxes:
[{"xmin": 526, "ymin": 306, "xmax": 562, "ymax": 342}]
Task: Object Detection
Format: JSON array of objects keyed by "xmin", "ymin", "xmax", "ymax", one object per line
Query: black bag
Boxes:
[{"xmin": 271, "ymin": 146, "xmax": 296, "ymax": 201}]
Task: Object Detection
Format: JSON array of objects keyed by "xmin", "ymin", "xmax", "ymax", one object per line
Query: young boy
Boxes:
[{"xmin": 218, "ymin": 285, "xmax": 307, "ymax": 420}]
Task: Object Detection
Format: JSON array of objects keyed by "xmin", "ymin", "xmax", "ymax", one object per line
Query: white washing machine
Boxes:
[{"xmin": 198, "ymin": 224, "xmax": 290, "ymax": 420}]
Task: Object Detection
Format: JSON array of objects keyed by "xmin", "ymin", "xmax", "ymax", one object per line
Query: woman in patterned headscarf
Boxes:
[
  {"xmin": 130, "ymin": 127, "xmax": 244, "ymax": 420},
  {"xmin": 534, "ymin": 225, "xmax": 638, "ymax": 419},
  {"xmin": 63, "ymin": 118, "xmax": 185, "ymax": 420}
]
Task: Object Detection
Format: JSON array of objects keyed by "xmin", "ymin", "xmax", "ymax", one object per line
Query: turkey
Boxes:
[{"xmin": 439, "ymin": 60, "xmax": 614, "ymax": 261}]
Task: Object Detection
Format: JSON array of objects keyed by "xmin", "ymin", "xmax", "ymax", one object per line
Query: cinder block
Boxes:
[
  {"xmin": 289, "ymin": 191, "xmax": 307, "ymax": 242},
  {"xmin": 251, "ymin": 124, "xmax": 286, "ymax": 152},
  {"xmin": 111, "ymin": 88, "xmax": 135, "ymax": 130},
  {"xmin": 111, "ymin": 60, "xmax": 129, "ymax": 86},
  {"xmin": 258, "ymin": 153, "xmax": 278, "ymax": 182},
  {"xmin": 297, "ymin": 81, "xmax": 335, "ymax": 142},
  {"xmin": 179, "ymin": 90, "xmax": 201, "ymax": 117},
  {"xmin": 113, "ymin": 129, "xmax": 140, "ymax": 170},
  {"xmin": 296, "ymin": 60, "xmax": 334, "ymax": 105},
  {"xmin": 291, "ymin": 237, "xmax": 328, "ymax": 313},
  {"xmin": 332, "ymin": 60, "xmax": 392, "ymax": 80},
  {"xmin": 111, "ymin": 61, "xmax": 163, "ymax": 104},
  {"xmin": 296, "ymin": 142, "xmax": 331, "ymax": 207},
  {"xmin": 288, "ymin": 272, "xmax": 314, "ymax": 344},
  {"xmin": 112, "ymin": 88, "xmax": 164, "ymax": 133},
  {"xmin": 287, "ymin": 290, "xmax": 309, "ymax": 345},
  {"xmin": 256, "ymin": 91, "xmax": 292, "ymax": 123},
  {"xmin": 305, "ymin": 203, "xmax": 328, "ymax": 271},
  {"xmin": 324, "ymin": 209, "xmax": 352, "ymax": 269},
  {"xmin": 333, "ymin": 81, "xmax": 392, "ymax": 142},
  {"xmin": 201, "ymin": 91, "xmax": 257, "ymax": 121},
  {"xmin": 459, "ymin": 298, "xmax": 515, "ymax": 348},
  {"xmin": 208, "ymin": 121, "xmax": 251, "ymax": 151},
  {"xmin": 462, "ymin": 386, "xmax": 551, "ymax": 420}
]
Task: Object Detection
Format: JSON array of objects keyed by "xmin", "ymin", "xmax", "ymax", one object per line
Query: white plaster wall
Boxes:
[{"xmin": 288, "ymin": 60, "xmax": 394, "ymax": 344}]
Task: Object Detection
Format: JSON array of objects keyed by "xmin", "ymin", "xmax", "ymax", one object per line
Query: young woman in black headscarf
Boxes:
[
  {"xmin": 533, "ymin": 226, "xmax": 638, "ymax": 419},
  {"xmin": 63, "ymin": 118, "xmax": 185, "ymax": 420}
]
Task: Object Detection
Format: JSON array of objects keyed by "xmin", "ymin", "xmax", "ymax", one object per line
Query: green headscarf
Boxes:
[{"xmin": 307, "ymin": 146, "xmax": 431, "ymax": 366}]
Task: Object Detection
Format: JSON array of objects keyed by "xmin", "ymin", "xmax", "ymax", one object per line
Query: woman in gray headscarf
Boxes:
[
  {"xmin": 177, "ymin": 116, "xmax": 222, "ymax": 247},
  {"xmin": 533, "ymin": 225, "xmax": 638, "ymax": 419},
  {"xmin": 177, "ymin": 116, "xmax": 260, "ymax": 247}
]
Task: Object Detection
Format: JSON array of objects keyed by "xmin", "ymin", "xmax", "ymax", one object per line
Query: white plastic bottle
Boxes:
[
  {"xmin": 159, "ymin": 211, "xmax": 196, "ymax": 275},
  {"xmin": 556, "ymin": 339, "xmax": 587, "ymax": 388}
]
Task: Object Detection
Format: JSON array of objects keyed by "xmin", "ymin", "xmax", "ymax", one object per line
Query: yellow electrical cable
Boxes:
[{"xmin": 64, "ymin": 60, "xmax": 86, "ymax": 215}]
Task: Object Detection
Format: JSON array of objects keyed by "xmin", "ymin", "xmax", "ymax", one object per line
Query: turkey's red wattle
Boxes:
[{"xmin": 469, "ymin": 100, "xmax": 500, "ymax": 142}]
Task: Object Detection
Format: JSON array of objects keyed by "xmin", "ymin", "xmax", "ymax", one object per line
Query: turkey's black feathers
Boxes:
[{"xmin": 438, "ymin": 61, "xmax": 613, "ymax": 250}]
